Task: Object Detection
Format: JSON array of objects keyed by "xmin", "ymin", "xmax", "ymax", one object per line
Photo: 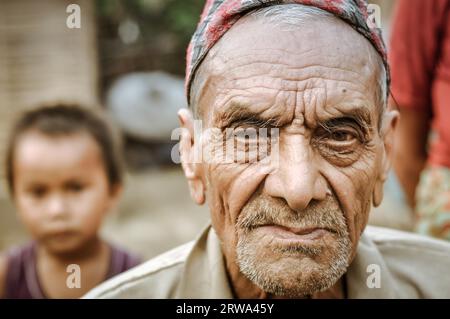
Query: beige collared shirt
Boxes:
[{"xmin": 84, "ymin": 225, "xmax": 450, "ymax": 299}]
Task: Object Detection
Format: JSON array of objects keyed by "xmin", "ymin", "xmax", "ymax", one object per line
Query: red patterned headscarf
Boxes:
[{"xmin": 185, "ymin": 0, "xmax": 389, "ymax": 105}]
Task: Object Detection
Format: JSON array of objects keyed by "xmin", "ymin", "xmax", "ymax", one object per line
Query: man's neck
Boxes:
[{"xmin": 310, "ymin": 277, "xmax": 346, "ymax": 299}]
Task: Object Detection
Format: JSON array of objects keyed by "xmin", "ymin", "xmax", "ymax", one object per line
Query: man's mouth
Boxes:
[{"xmin": 257, "ymin": 224, "xmax": 334, "ymax": 243}]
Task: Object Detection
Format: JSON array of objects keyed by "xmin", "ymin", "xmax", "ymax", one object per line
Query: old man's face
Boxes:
[{"xmin": 180, "ymin": 14, "xmax": 397, "ymax": 297}]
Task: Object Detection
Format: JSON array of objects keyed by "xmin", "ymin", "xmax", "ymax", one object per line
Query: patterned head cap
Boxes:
[{"xmin": 186, "ymin": 0, "xmax": 389, "ymax": 105}]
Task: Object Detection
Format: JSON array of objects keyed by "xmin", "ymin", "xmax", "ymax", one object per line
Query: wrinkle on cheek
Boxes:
[
  {"xmin": 206, "ymin": 162, "xmax": 271, "ymax": 231},
  {"xmin": 227, "ymin": 164, "xmax": 272, "ymax": 222},
  {"xmin": 205, "ymin": 164, "xmax": 232, "ymax": 237},
  {"xmin": 206, "ymin": 163, "xmax": 240, "ymax": 224},
  {"xmin": 323, "ymin": 148, "xmax": 378, "ymax": 254},
  {"xmin": 318, "ymin": 141, "xmax": 377, "ymax": 169}
]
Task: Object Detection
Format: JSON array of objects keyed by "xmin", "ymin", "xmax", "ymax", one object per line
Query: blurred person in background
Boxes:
[
  {"xmin": 390, "ymin": 0, "xmax": 450, "ymax": 240},
  {"xmin": 0, "ymin": 105, "xmax": 140, "ymax": 299}
]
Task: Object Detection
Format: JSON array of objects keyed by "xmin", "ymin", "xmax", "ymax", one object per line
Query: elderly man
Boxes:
[{"xmin": 86, "ymin": 0, "xmax": 450, "ymax": 298}]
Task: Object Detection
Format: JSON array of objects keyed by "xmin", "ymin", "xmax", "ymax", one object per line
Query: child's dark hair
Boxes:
[{"xmin": 6, "ymin": 104, "xmax": 123, "ymax": 195}]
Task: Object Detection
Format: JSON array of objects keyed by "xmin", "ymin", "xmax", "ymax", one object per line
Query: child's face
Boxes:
[{"xmin": 12, "ymin": 131, "xmax": 121, "ymax": 254}]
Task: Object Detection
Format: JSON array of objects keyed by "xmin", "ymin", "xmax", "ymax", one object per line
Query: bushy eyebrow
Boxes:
[
  {"xmin": 215, "ymin": 102, "xmax": 373, "ymax": 131},
  {"xmin": 317, "ymin": 107, "xmax": 373, "ymax": 134},
  {"xmin": 214, "ymin": 102, "xmax": 281, "ymax": 129}
]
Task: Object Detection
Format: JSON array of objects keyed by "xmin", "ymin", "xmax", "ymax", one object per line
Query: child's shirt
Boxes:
[{"xmin": 2, "ymin": 241, "xmax": 141, "ymax": 299}]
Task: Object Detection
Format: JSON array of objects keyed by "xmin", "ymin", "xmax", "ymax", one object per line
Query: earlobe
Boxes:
[
  {"xmin": 381, "ymin": 109, "xmax": 399, "ymax": 169},
  {"xmin": 178, "ymin": 108, "xmax": 196, "ymax": 178},
  {"xmin": 381, "ymin": 109, "xmax": 399, "ymax": 178},
  {"xmin": 373, "ymin": 109, "xmax": 399, "ymax": 207},
  {"xmin": 178, "ymin": 108, "xmax": 205, "ymax": 205},
  {"xmin": 372, "ymin": 181, "xmax": 383, "ymax": 207},
  {"xmin": 189, "ymin": 179, "xmax": 205, "ymax": 205}
]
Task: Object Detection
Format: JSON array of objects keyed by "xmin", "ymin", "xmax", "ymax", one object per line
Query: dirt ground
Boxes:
[{"xmin": 0, "ymin": 167, "xmax": 413, "ymax": 261}]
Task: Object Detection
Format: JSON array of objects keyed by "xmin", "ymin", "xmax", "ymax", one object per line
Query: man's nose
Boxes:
[{"xmin": 264, "ymin": 136, "xmax": 329, "ymax": 211}]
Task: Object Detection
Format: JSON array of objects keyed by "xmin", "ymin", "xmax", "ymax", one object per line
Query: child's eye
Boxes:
[
  {"xmin": 29, "ymin": 186, "xmax": 47, "ymax": 198},
  {"xmin": 65, "ymin": 182, "xmax": 85, "ymax": 193}
]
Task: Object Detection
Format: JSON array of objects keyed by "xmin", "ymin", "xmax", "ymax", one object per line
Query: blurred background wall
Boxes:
[
  {"xmin": 0, "ymin": 0, "xmax": 408, "ymax": 260},
  {"xmin": 0, "ymin": 0, "xmax": 98, "ymax": 155},
  {"xmin": 0, "ymin": 0, "xmax": 101, "ymax": 251}
]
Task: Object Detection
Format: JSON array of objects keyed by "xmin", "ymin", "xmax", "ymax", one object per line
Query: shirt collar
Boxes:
[
  {"xmin": 179, "ymin": 224, "xmax": 402, "ymax": 298},
  {"xmin": 177, "ymin": 225, "xmax": 234, "ymax": 298}
]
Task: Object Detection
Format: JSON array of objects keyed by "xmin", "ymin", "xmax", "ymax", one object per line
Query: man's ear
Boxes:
[
  {"xmin": 373, "ymin": 108, "xmax": 399, "ymax": 207},
  {"xmin": 178, "ymin": 108, "xmax": 205, "ymax": 205}
]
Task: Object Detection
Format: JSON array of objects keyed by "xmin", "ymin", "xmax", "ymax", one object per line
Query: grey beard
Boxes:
[
  {"xmin": 236, "ymin": 230, "xmax": 351, "ymax": 297},
  {"xmin": 235, "ymin": 195, "xmax": 352, "ymax": 297}
]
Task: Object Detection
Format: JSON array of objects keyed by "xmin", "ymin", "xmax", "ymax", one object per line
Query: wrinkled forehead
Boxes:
[
  {"xmin": 194, "ymin": 15, "xmax": 384, "ymax": 124},
  {"xmin": 223, "ymin": 15, "xmax": 374, "ymax": 62}
]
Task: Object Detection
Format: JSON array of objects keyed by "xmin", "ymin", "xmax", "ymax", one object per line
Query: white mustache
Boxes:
[{"xmin": 237, "ymin": 195, "xmax": 348, "ymax": 237}]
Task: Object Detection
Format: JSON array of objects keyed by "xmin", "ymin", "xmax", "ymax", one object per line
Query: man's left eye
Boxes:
[
  {"xmin": 314, "ymin": 126, "xmax": 363, "ymax": 155},
  {"xmin": 329, "ymin": 130, "xmax": 357, "ymax": 142}
]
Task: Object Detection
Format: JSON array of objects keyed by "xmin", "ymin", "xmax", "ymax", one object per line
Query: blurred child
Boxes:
[{"xmin": 0, "ymin": 105, "xmax": 140, "ymax": 298}]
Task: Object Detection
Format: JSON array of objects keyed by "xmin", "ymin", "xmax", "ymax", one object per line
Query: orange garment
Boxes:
[{"xmin": 389, "ymin": 0, "xmax": 450, "ymax": 167}]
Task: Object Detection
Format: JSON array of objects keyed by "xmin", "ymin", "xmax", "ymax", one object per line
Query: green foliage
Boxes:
[
  {"xmin": 97, "ymin": 0, "xmax": 203, "ymax": 41},
  {"xmin": 96, "ymin": 0, "xmax": 205, "ymax": 89}
]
